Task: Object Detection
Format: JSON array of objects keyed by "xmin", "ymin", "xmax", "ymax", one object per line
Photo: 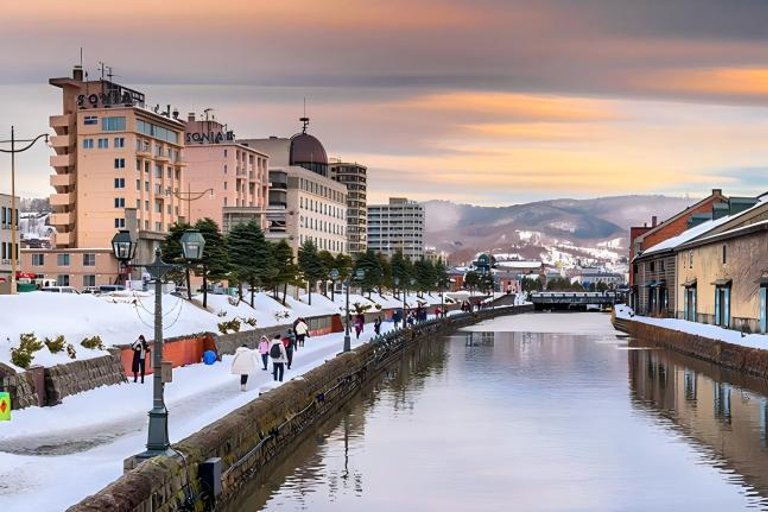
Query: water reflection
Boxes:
[
  {"xmin": 629, "ymin": 347, "xmax": 768, "ymax": 508},
  {"xmin": 227, "ymin": 327, "xmax": 768, "ymax": 512}
]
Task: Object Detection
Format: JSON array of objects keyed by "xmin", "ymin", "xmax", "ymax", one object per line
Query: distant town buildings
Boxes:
[
  {"xmin": 367, "ymin": 197, "xmax": 425, "ymax": 260},
  {"xmin": 183, "ymin": 113, "xmax": 270, "ymax": 232},
  {"xmin": 424, "ymin": 247, "xmax": 449, "ymax": 265},
  {"xmin": 240, "ymin": 120, "xmax": 348, "ymax": 256},
  {"xmin": 330, "ymin": 159, "xmax": 367, "ymax": 256},
  {"xmin": 0, "ymin": 194, "xmax": 19, "ymax": 293}
]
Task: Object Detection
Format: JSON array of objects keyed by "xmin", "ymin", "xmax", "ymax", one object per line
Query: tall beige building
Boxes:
[
  {"xmin": 330, "ymin": 159, "xmax": 367, "ymax": 256},
  {"xmin": 1, "ymin": 194, "xmax": 19, "ymax": 293},
  {"xmin": 240, "ymin": 121, "xmax": 347, "ymax": 256},
  {"xmin": 183, "ymin": 114, "xmax": 270, "ymax": 232},
  {"xmin": 22, "ymin": 66, "xmax": 185, "ymax": 287},
  {"xmin": 367, "ymin": 197, "xmax": 425, "ymax": 260}
]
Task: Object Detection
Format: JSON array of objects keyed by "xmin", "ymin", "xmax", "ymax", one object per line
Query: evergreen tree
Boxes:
[
  {"xmin": 270, "ymin": 239, "xmax": 297, "ymax": 304},
  {"xmin": 378, "ymin": 252, "xmax": 393, "ymax": 296},
  {"xmin": 194, "ymin": 218, "xmax": 230, "ymax": 310},
  {"xmin": 391, "ymin": 250, "xmax": 412, "ymax": 298},
  {"xmin": 228, "ymin": 221, "xmax": 275, "ymax": 307},
  {"xmin": 161, "ymin": 222, "xmax": 192, "ymax": 299},
  {"xmin": 298, "ymin": 239, "xmax": 324, "ymax": 305},
  {"xmin": 353, "ymin": 249, "xmax": 384, "ymax": 298},
  {"xmin": 434, "ymin": 259, "xmax": 450, "ymax": 292},
  {"xmin": 414, "ymin": 257, "xmax": 436, "ymax": 296},
  {"xmin": 332, "ymin": 253, "xmax": 353, "ymax": 302},
  {"xmin": 318, "ymin": 250, "xmax": 336, "ymax": 297},
  {"xmin": 464, "ymin": 271, "xmax": 480, "ymax": 294}
]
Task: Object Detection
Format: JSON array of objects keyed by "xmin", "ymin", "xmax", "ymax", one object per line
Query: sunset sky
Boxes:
[{"xmin": 2, "ymin": 0, "xmax": 768, "ymax": 205}]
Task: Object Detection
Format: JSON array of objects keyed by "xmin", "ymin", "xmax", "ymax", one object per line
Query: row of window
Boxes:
[
  {"xmin": 299, "ymin": 215, "xmax": 345, "ymax": 236},
  {"xmin": 298, "ymin": 178, "xmax": 345, "ymax": 204},
  {"xmin": 31, "ymin": 253, "xmax": 96, "ymax": 267},
  {"xmin": 299, "ymin": 197, "xmax": 345, "ymax": 219},
  {"xmin": 54, "ymin": 274, "xmax": 96, "ymax": 287},
  {"xmin": 83, "ymin": 116, "xmax": 126, "ymax": 132},
  {"xmin": 298, "ymin": 234, "xmax": 345, "ymax": 253},
  {"xmin": 136, "ymin": 119, "xmax": 180, "ymax": 145},
  {"xmin": 82, "ymin": 137, "xmax": 126, "ymax": 150},
  {"xmin": 1, "ymin": 242, "xmax": 19, "ymax": 262},
  {"xmin": 0, "ymin": 206, "xmax": 18, "ymax": 227}
]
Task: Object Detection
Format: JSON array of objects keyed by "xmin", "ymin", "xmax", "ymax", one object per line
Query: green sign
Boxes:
[{"xmin": 0, "ymin": 392, "xmax": 10, "ymax": 421}]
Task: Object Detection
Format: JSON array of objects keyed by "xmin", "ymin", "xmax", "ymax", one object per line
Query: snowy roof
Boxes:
[
  {"xmin": 495, "ymin": 260, "xmax": 542, "ymax": 269},
  {"xmin": 640, "ymin": 216, "xmax": 732, "ymax": 257}
]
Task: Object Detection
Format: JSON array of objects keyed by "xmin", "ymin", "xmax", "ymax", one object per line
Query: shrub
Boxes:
[
  {"xmin": 80, "ymin": 335, "xmax": 105, "ymax": 350},
  {"xmin": 242, "ymin": 317, "xmax": 258, "ymax": 328},
  {"xmin": 44, "ymin": 335, "xmax": 67, "ymax": 354},
  {"xmin": 19, "ymin": 333, "xmax": 44, "ymax": 353},
  {"xmin": 217, "ymin": 310, "xmax": 228, "ymax": 318},
  {"xmin": 10, "ymin": 347, "xmax": 33, "ymax": 369},
  {"xmin": 66, "ymin": 344, "xmax": 77, "ymax": 359},
  {"xmin": 217, "ymin": 319, "xmax": 242, "ymax": 334}
]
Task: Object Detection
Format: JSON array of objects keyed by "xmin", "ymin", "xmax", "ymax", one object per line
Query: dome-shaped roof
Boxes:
[{"xmin": 289, "ymin": 132, "xmax": 328, "ymax": 166}]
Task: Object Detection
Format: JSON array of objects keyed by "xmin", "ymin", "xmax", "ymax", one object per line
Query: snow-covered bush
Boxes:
[
  {"xmin": 10, "ymin": 333, "xmax": 43, "ymax": 369},
  {"xmin": 66, "ymin": 344, "xmax": 77, "ymax": 359},
  {"xmin": 10, "ymin": 347, "xmax": 33, "ymax": 369},
  {"xmin": 80, "ymin": 336, "xmax": 105, "ymax": 350},
  {"xmin": 242, "ymin": 317, "xmax": 258, "ymax": 327},
  {"xmin": 44, "ymin": 335, "xmax": 67, "ymax": 354},
  {"xmin": 218, "ymin": 319, "xmax": 242, "ymax": 334},
  {"xmin": 273, "ymin": 310, "xmax": 290, "ymax": 322},
  {"xmin": 217, "ymin": 310, "xmax": 228, "ymax": 318}
]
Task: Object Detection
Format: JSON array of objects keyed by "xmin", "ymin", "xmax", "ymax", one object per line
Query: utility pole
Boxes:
[{"xmin": 0, "ymin": 127, "xmax": 49, "ymax": 294}]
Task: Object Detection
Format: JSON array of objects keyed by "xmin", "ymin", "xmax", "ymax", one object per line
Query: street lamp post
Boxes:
[
  {"xmin": 111, "ymin": 228, "xmax": 205, "ymax": 458},
  {"xmin": 0, "ymin": 127, "xmax": 49, "ymax": 294}
]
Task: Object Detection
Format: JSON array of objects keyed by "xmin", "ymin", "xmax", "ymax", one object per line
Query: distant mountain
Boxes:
[{"xmin": 424, "ymin": 195, "xmax": 694, "ymax": 265}]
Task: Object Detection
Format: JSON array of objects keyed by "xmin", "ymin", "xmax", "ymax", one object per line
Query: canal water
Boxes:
[{"xmin": 230, "ymin": 313, "xmax": 768, "ymax": 511}]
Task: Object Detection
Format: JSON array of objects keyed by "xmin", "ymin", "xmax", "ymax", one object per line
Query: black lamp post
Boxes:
[{"xmin": 111, "ymin": 228, "xmax": 204, "ymax": 458}]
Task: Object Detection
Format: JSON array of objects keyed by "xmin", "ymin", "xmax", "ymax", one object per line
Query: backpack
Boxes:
[{"xmin": 269, "ymin": 343, "xmax": 282, "ymax": 359}]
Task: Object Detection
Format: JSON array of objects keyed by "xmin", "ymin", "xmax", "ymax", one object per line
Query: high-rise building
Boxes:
[
  {"xmin": 330, "ymin": 159, "xmax": 367, "ymax": 256},
  {"xmin": 183, "ymin": 113, "xmax": 270, "ymax": 232},
  {"xmin": 0, "ymin": 194, "xmax": 19, "ymax": 293},
  {"xmin": 367, "ymin": 197, "xmax": 425, "ymax": 260},
  {"xmin": 239, "ymin": 119, "xmax": 347, "ymax": 255},
  {"xmin": 22, "ymin": 66, "xmax": 185, "ymax": 287}
]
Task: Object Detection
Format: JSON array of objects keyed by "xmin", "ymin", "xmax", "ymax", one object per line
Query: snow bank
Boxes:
[
  {"xmin": 615, "ymin": 305, "xmax": 768, "ymax": 350},
  {"xmin": 465, "ymin": 311, "xmax": 620, "ymax": 335}
]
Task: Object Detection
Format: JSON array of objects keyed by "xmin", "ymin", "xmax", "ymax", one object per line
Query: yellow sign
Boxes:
[{"xmin": 0, "ymin": 392, "xmax": 10, "ymax": 421}]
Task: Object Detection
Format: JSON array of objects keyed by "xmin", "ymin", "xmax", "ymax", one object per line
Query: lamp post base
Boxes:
[
  {"xmin": 343, "ymin": 334, "xmax": 351, "ymax": 352},
  {"xmin": 137, "ymin": 407, "xmax": 172, "ymax": 459}
]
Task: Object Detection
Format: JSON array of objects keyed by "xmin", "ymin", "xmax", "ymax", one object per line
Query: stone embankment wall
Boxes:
[
  {"xmin": 613, "ymin": 316, "xmax": 768, "ymax": 378},
  {"xmin": 68, "ymin": 305, "xmax": 532, "ymax": 512}
]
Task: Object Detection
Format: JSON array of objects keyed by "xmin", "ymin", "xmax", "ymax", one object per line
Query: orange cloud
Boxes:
[
  {"xmin": 461, "ymin": 122, "xmax": 606, "ymax": 142},
  {"xmin": 641, "ymin": 67, "xmax": 768, "ymax": 98},
  {"xmin": 396, "ymin": 92, "xmax": 620, "ymax": 122}
]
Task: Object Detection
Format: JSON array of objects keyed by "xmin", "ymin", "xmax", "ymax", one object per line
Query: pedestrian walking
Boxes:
[
  {"xmin": 283, "ymin": 329, "xmax": 296, "ymax": 370},
  {"xmin": 294, "ymin": 317, "xmax": 310, "ymax": 347},
  {"xmin": 354, "ymin": 314, "xmax": 365, "ymax": 339},
  {"xmin": 231, "ymin": 344, "xmax": 257, "ymax": 391},
  {"xmin": 374, "ymin": 316, "xmax": 382, "ymax": 335},
  {"xmin": 269, "ymin": 334, "xmax": 288, "ymax": 382},
  {"xmin": 131, "ymin": 335, "xmax": 150, "ymax": 383},
  {"xmin": 258, "ymin": 335, "xmax": 270, "ymax": 370}
]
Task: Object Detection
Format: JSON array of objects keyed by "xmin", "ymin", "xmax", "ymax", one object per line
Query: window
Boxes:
[
  {"xmin": 224, "ymin": 164, "xmax": 227, "ymax": 174},
  {"xmin": 83, "ymin": 275, "xmax": 96, "ymax": 287},
  {"xmin": 98, "ymin": 138, "xmax": 109, "ymax": 149},
  {"xmin": 84, "ymin": 116, "xmax": 98, "ymax": 125},
  {"xmin": 114, "ymin": 158, "xmax": 125, "ymax": 169},
  {"xmin": 224, "ymin": 181, "xmax": 228, "ymax": 190},
  {"xmin": 32, "ymin": 254, "xmax": 44, "ymax": 266},
  {"xmin": 136, "ymin": 179, "xmax": 141, "ymax": 191},
  {"xmin": 722, "ymin": 245, "xmax": 727, "ymax": 264},
  {"xmin": 145, "ymin": 200, "xmax": 150, "ymax": 211},
  {"xmin": 114, "ymin": 197, "xmax": 125, "ymax": 208},
  {"xmin": 83, "ymin": 138, "xmax": 94, "ymax": 149},
  {"xmin": 57, "ymin": 275, "xmax": 70, "ymax": 286},
  {"xmin": 689, "ymin": 250, "xmax": 694, "ymax": 269},
  {"xmin": 224, "ymin": 149, "xmax": 228, "ymax": 157},
  {"xmin": 136, "ymin": 199, "xmax": 141, "ymax": 209},
  {"xmin": 224, "ymin": 197, "xmax": 228, "ymax": 207},
  {"xmin": 102, "ymin": 116, "xmax": 126, "ymax": 131},
  {"xmin": 114, "ymin": 178, "xmax": 125, "ymax": 189},
  {"xmin": 57, "ymin": 253, "xmax": 70, "ymax": 266},
  {"xmin": 83, "ymin": 253, "xmax": 96, "ymax": 267},
  {"xmin": 114, "ymin": 137, "xmax": 125, "ymax": 148},
  {"xmin": 136, "ymin": 119, "xmax": 178, "ymax": 144},
  {"xmin": 155, "ymin": 222, "xmax": 162, "ymax": 231},
  {"xmin": 155, "ymin": 202, "xmax": 162, "ymax": 213},
  {"xmin": 115, "ymin": 218, "xmax": 125, "ymax": 228},
  {"xmin": 145, "ymin": 181, "xmax": 150, "ymax": 192}
]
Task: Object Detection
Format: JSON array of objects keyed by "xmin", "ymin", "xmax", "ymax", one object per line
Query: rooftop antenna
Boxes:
[
  {"xmin": 203, "ymin": 108, "xmax": 213, "ymax": 121},
  {"xmin": 300, "ymin": 98, "xmax": 310, "ymax": 133},
  {"xmin": 98, "ymin": 61, "xmax": 106, "ymax": 80},
  {"xmin": 79, "ymin": 47, "xmax": 83, "ymax": 69},
  {"xmin": 106, "ymin": 66, "xmax": 114, "ymax": 82}
]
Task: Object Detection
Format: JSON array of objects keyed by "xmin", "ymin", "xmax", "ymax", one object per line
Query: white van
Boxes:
[{"xmin": 40, "ymin": 286, "xmax": 80, "ymax": 294}]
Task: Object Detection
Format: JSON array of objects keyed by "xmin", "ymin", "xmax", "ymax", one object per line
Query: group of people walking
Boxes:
[{"xmin": 230, "ymin": 317, "xmax": 311, "ymax": 391}]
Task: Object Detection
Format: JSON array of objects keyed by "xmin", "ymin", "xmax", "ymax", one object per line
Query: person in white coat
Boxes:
[
  {"xmin": 294, "ymin": 318, "xmax": 310, "ymax": 348},
  {"xmin": 231, "ymin": 344, "xmax": 257, "ymax": 391},
  {"xmin": 268, "ymin": 334, "xmax": 288, "ymax": 382}
]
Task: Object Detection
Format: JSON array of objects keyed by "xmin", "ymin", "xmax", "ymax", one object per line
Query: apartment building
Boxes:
[
  {"xmin": 330, "ymin": 159, "xmax": 367, "ymax": 256},
  {"xmin": 183, "ymin": 113, "xmax": 270, "ymax": 232},
  {"xmin": 22, "ymin": 66, "xmax": 186, "ymax": 287},
  {"xmin": 240, "ymin": 121, "xmax": 347, "ymax": 255},
  {"xmin": 367, "ymin": 197, "xmax": 425, "ymax": 260},
  {"xmin": 0, "ymin": 194, "xmax": 19, "ymax": 293}
]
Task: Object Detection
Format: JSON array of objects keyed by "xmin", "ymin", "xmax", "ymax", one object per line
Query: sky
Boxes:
[{"xmin": 2, "ymin": 0, "xmax": 768, "ymax": 205}]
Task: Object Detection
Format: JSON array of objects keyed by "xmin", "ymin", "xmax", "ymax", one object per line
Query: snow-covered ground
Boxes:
[
  {"xmin": 615, "ymin": 305, "xmax": 768, "ymax": 350},
  {"xmin": 465, "ymin": 311, "xmax": 620, "ymax": 335},
  {"xmin": 0, "ymin": 320, "xmax": 400, "ymax": 511}
]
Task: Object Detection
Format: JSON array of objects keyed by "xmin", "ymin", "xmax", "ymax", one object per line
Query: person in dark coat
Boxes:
[
  {"xmin": 373, "ymin": 316, "xmax": 382, "ymax": 335},
  {"xmin": 131, "ymin": 335, "xmax": 150, "ymax": 383},
  {"xmin": 283, "ymin": 329, "xmax": 297, "ymax": 370}
]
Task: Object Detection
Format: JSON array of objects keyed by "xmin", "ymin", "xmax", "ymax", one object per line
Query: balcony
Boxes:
[
  {"xmin": 50, "ymin": 134, "xmax": 73, "ymax": 150},
  {"xmin": 50, "ymin": 192, "xmax": 74, "ymax": 207},
  {"xmin": 50, "ymin": 173, "xmax": 75, "ymax": 188},
  {"xmin": 50, "ymin": 154, "xmax": 73, "ymax": 168},
  {"xmin": 49, "ymin": 114, "xmax": 72, "ymax": 131},
  {"xmin": 50, "ymin": 211, "xmax": 75, "ymax": 226},
  {"xmin": 55, "ymin": 232, "xmax": 74, "ymax": 247}
]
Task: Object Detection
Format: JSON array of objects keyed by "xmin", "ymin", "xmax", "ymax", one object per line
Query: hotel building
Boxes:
[
  {"xmin": 330, "ymin": 159, "xmax": 367, "ymax": 256},
  {"xmin": 21, "ymin": 66, "xmax": 186, "ymax": 287},
  {"xmin": 183, "ymin": 113, "xmax": 270, "ymax": 232},
  {"xmin": 367, "ymin": 197, "xmax": 425, "ymax": 260},
  {"xmin": 0, "ymin": 194, "xmax": 19, "ymax": 293},
  {"xmin": 239, "ymin": 120, "xmax": 347, "ymax": 256}
]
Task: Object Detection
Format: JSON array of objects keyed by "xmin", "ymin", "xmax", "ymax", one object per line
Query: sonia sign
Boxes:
[{"xmin": 185, "ymin": 131, "xmax": 235, "ymax": 145}]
